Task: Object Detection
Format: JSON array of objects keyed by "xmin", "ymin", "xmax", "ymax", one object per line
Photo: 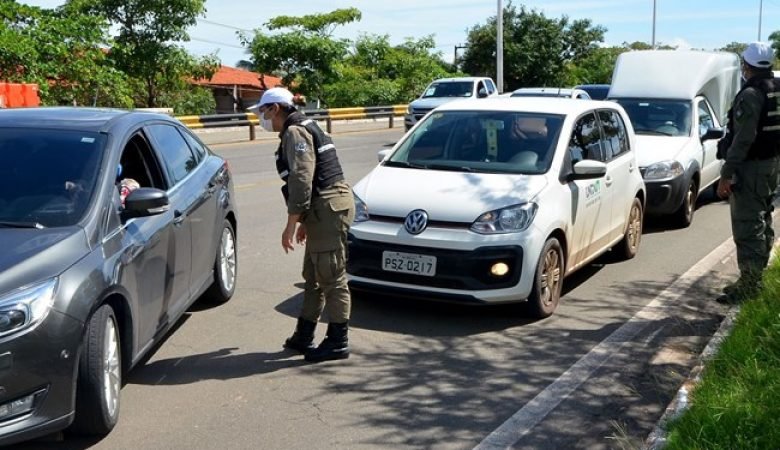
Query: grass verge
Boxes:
[{"xmin": 663, "ymin": 261, "xmax": 780, "ymax": 449}]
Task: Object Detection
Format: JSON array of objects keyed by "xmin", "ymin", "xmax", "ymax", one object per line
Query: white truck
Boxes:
[
  {"xmin": 404, "ymin": 77, "xmax": 498, "ymax": 131},
  {"xmin": 608, "ymin": 50, "xmax": 741, "ymax": 227}
]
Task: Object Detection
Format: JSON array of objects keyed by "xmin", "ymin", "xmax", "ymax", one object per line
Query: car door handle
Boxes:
[
  {"xmin": 628, "ymin": 163, "xmax": 635, "ymax": 172},
  {"xmin": 605, "ymin": 176, "xmax": 613, "ymax": 187},
  {"xmin": 173, "ymin": 210, "xmax": 186, "ymax": 226}
]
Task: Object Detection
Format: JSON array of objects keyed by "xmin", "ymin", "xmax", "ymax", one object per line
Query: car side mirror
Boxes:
[
  {"xmin": 477, "ymin": 88, "xmax": 489, "ymax": 98},
  {"xmin": 122, "ymin": 187, "xmax": 170, "ymax": 219},
  {"xmin": 701, "ymin": 127, "xmax": 726, "ymax": 142},
  {"xmin": 570, "ymin": 160, "xmax": 607, "ymax": 180},
  {"xmin": 377, "ymin": 149, "xmax": 392, "ymax": 163}
]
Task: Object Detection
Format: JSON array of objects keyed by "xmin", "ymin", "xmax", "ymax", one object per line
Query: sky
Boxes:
[{"xmin": 21, "ymin": 0, "xmax": 780, "ymax": 67}]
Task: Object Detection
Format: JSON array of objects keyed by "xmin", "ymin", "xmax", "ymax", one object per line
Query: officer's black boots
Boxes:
[
  {"xmin": 305, "ymin": 322, "xmax": 349, "ymax": 363},
  {"xmin": 284, "ymin": 317, "xmax": 317, "ymax": 353}
]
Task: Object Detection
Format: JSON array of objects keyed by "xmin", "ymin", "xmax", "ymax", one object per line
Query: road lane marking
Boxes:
[{"xmin": 474, "ymin": 236, "xmax": 737, "ymax": 450}]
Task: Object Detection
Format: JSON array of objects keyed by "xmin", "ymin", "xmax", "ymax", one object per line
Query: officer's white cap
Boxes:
[
  {"xmin": 741, "ymin": 41, "xmax": 775, "ymax": 69},
  {"xmin": 248, "ymin": 87, "xmax": 294, "ymax": 112}
]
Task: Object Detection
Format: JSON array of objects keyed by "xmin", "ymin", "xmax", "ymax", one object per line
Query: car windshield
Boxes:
[
  {"xmin": 0, "ymin": 128, "xmax": 105, "ymax": 228},
  {"xmin": 386, "ymin": 110, "xmax": 564, "ymax": 175},
  {"xmin": 614, "ymin": 99, "xmax": 692, "ymax": 137},
  {"xmin": 421, "ymin": 81, "xmax": 473, "ymax": 98}
]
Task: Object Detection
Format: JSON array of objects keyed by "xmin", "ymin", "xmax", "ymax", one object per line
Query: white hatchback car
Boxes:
[{"xmin": 348, "ymin": 98, "xmax": 645, "ymax": 318}]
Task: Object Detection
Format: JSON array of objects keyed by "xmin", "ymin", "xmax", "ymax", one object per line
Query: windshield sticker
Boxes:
[
  {"xmin": 482, "ymin": 120, "xmax": 503, "ymax": 161},
  {"xmin": 81, "ymin": 137, "xmax": 95, "ymax": 143}
]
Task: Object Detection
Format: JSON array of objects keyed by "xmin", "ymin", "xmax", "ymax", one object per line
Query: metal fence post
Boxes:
[
  {"xmin": 249, "ymin": 123, "xmax": 256, "ymax": 141},
  {"xmin": 389, "ymin": 114, "xmax": 394, "ymax": 129},
  {"xmin": 327, "ymin": 118, "xmax": 332, "ymax": 134}
]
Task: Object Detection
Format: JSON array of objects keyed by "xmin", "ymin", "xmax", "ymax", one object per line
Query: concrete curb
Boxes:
[{"xmin": 643, "ymin": 306, "xmax": 740, "ymax": 449}]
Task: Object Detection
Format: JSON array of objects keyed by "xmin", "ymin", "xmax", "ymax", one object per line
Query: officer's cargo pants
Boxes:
[
  {"xmin": 300, "ymin": 193, "xmax": 355, "ymax": 323},
  {"xmin": 730, "ymin": 158, "xmax": 780, "ymax": 277}
]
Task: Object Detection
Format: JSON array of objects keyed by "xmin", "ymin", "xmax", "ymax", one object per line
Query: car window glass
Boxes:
[
  {"xmin": 616, "ymin": 99, "xmax": 692, "ymax": 137},
  {"xmin": 698, "ymin": 100, "xmax": 715, "ymax": 137},
  {"xmin": 180, "ymin": 128, "xmax": 208, "ymax": 162},
  {"xmin": 568, "ymin": 112, "xmax": 604, "ymax": 163},
  {"xmin": 422, "ymin": 81, "xmax": 474, "ymax": 98},
  {"xmin": 597, "ymin": 110, "xmax": 629, "ymax": 160},
  {"xmin": 0, "ymin": 129, "xmax": 105, "ymax": 227},
  {"xmin": 486, "ymin": 80, "xmax": 496, "ymax": 94},
  {"xmin": 146, "ymin": 124, "xmax": 198, "ymax": 185},
  {"xmin": 388, "ymin": 110, "xmax": 564, "ymax": 175}
]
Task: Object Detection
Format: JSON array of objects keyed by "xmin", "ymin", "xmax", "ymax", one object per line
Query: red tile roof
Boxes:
[{"xmin": 194, "ymin": 65, "xmax": 283, "ymax": 90}]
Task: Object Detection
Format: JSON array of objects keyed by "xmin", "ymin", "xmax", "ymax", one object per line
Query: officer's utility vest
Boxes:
[
  {"xmin": 275, "ymin": 112, "xmax": 345, "ymax": 202},
  {"xmin": 727, "ymin": 73, "xmax": 780, "ymax": 160}
]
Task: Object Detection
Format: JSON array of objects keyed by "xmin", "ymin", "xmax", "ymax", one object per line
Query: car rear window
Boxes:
[
  {"xmin": 0, "ymin": 128, "xmax": 105, "ymax": 227},
  {"xmin": 387, "ymin": 110, "xmax": 564, "ymax": 175}
]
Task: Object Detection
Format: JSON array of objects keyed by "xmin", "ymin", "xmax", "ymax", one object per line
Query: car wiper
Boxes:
[
  {"xmin": 0, "ymin": 221, "xmax": 46, "ymax": 229},
  {"xmin": 635, "ymin": 129, "xmax": 673, "ymax": 136},
  {"xmin": 425, "ymin": 164, "xmax": 474, "ymax": 172},
  {"xmin": 384, "ymin": 160, "xmax": 427, "ymax": 169}
]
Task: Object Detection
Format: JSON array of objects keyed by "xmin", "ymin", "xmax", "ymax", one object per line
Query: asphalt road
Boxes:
[{"xmin": 22, "ymin": 126, "xmax": 745, "ymax": 450}]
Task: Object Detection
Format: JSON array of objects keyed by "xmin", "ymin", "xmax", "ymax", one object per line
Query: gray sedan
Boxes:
[{"xmin": 0, "ymin": 108, "xmax": 238, "ymax": 445}]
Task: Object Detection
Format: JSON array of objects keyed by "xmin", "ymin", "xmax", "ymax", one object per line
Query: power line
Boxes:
[
  {"xmin": 197, "ymin": 18, "xmax": 253, "ymax": 33},
  {"xmin": 189, "ymin": 36, "xmax": 246, "ymax": 50}
]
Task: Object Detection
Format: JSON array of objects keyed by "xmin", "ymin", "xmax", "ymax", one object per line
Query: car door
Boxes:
[
  {"xmin": 144, "ymin": 123, "xmax": 199, "ymax": 320},
  {"xmin": 597, "ymin": 108, "xmax": 635, "ymax": 241},
  {"xmin": 179, "ymin": 128, "xmax": 223, "ymax": 295},
  {"xmin": 565, "ymin": 112, "xmax": 613, "ymax": 268},
  {"xmin": 104, "ymin": 131, "xmax": 174, "ymax": 352},
  {"xmin": 696, "ymin": 98, "xmax": 721, "ymax": 188}
]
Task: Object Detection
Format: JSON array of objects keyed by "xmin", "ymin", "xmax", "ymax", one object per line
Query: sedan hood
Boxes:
[
  {"xmin": 634, "ymin": 135, "xmax": 691, "ymax": 167},
  {"xmin": 0, "ymin": 227, "xmax": 88, "ymax": 296},
  {"xmin": 354, "ymin": 166, "xmax": 547, "ymax": 223}
]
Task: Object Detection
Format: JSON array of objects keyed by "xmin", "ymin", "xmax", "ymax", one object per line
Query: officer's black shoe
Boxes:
[
  {"xmin": 305, "ymin": 322, "xmax": 349, "ymax": 363},
  {"xmin": 284, "ymin": 317, "xmax": 317, "ymax": 353}
]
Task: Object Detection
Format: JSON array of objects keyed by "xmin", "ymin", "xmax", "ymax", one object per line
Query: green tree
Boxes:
[
  {"xmin": 241, "ymin": 8, "xmax": 361, "ymax": 103},
  {"xmin": 768, "ymin": 31, "xmax": 780, "ymax": 68},
  {"xmin": 0, "ymin": 1, "xmax": 133, "ymax": 107},
  {"xmin": 322, "ymin": 34, "xmax": 459, "ymax": 107},
  {"xmin": 461, "ymin": 3, "xmax": 605, "ymax": 91},
  {"xmin": 69, "ymin": 0, "xmax": 219, "ymax": 108},
  {"xmin": 720, "ymin": 41, "xmax": 748, "ymax": 56}
]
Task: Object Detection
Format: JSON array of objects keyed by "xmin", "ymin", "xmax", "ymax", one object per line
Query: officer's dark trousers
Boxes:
[{"xmin": 730, "ymin": 158, "xmax": 780, "ymax": 277}]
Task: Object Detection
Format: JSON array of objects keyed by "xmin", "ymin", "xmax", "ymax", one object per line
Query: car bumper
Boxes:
[
  {"xmin": 642, "ymin": 172, "xmax": 688, "ymax": 215},
  {"xmin": 346, "ymin": 220, "xmax": 543, "ymax": 304},
  {"xmin": 0, "ymin": 309, "xmax": 83, "ymax": 446}
]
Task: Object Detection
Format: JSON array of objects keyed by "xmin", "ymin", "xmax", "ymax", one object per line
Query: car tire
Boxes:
[
  {"xmin": 70, "ymin": 304, "xmax": 121, "ymax": 436},
  {"xmin": 203, "ymin": 219, "xmax": 237, "ymax": 304},
  {"xmin": 673, "ymin": 180, "xmax": 697, "ymax": 228},
  {"xmin": 524, "ymin": 238, "xmax": 564, "ymax": 319},
  {"xmin": 616, "ymin": 198, "xmax": 643, "ymax": 260}
]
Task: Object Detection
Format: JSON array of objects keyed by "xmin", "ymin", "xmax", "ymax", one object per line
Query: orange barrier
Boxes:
[{"xmin": 0, "ymin": 82, "xmax": 40, "ymax": 108}]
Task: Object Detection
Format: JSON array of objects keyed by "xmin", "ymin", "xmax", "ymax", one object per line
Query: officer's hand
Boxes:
[
  {"xmin": 282, "ymin": 223, "xmax": 296, "ymax": 253},
  {"xmin": 295, "ymin": 223, "xmax": 307, "ymax": 244},
  {"xmin": 717, "ymin": 178, "xmax": 732, "ymax": 199}
]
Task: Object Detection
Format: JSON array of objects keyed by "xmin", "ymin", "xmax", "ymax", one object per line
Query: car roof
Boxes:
[
  {"xmin": 511, "ymin": 87, "xmax": 584, "ymax": 97},
  {"xmin": 431, "ymin": 77, "xmax": 489, "ymax": 83},
  {"xmin": 436, "ymin": 97, "xmax": 617, "ymax": 115},
  {"xmin": 0, "ymin": 107, "xmax": 176, "ymax": 133}
]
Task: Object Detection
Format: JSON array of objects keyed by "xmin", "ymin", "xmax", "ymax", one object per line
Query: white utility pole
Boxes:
[
  {"xmin": 651, "ymin": 0, "xmax": 657, "ymax": 49},
  {"xmin": 497, "ymin": 0, "xmax": 504, "ymax": 93},
  {"xmin": 758, "ymin": 0, "xmax": 763, "ymax": 40}
]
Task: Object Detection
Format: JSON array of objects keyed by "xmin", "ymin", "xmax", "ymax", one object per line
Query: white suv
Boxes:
[{"xmin": 348, "ymin": 98, "xmax": 646, "ymax": 317}]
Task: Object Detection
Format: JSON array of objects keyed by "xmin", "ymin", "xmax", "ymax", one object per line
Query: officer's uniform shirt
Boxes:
[{"xmin": 721, "ymin": 83, "xmax": 767, "ymax": 179}]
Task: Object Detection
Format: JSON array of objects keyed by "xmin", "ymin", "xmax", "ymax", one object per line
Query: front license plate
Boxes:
[{"xmin": 381, "ymin": 251, "xmax": 437, "ymax": 277}]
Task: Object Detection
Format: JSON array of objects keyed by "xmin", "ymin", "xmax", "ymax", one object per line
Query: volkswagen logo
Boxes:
[{"xmin": 404, "ymin": 210, "xmax": 429, "ymax": 235}]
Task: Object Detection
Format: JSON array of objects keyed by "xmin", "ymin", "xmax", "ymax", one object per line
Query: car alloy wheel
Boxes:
[
  {"xmin": 626, "ymin": 201, "xmax": 642, "ymax": 252},
  {"xmin": 103, "ymin": 315, "xmax": 121, "ymax": 420},
  {"xmin": 219, "ymin": 225, "xmax": 236, "ymax": 293},
  {"xmin": 540, "ymin": 248, "xmax": 562, "ymax": 307}
]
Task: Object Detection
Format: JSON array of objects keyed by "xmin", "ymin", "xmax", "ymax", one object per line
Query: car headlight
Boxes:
[
  {"xmin": 354, "ymin": 193, "xmax": 370, "ymax": 223},
  {"xmin": 471, "ymin": 203, "xmax": 538, "ymax": 234},
  {"xmin": 643, "ymin": 160, "xmax": 684, "ymax": 181},
  {"xmin": 0, "ymin": 278, "xmax": 57, "ymax": 339},
  {"xmin": 406, "ymin": 105, "xmax": 412, "ymax": 114}
]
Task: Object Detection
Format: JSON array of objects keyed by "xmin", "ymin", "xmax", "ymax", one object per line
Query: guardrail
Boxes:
[{"xmin": 176, "ymin": 104, "xmax": 408, "ymax": 140}]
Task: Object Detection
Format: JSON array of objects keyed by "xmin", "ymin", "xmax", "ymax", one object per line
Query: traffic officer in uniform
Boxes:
[
  {"xmin": 716, "ymin": 42, "xmax": 780, "ymax": 304},
  {"xmin": 250, "ymin": 88, "xmax": 356, "ymax": 362}
]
